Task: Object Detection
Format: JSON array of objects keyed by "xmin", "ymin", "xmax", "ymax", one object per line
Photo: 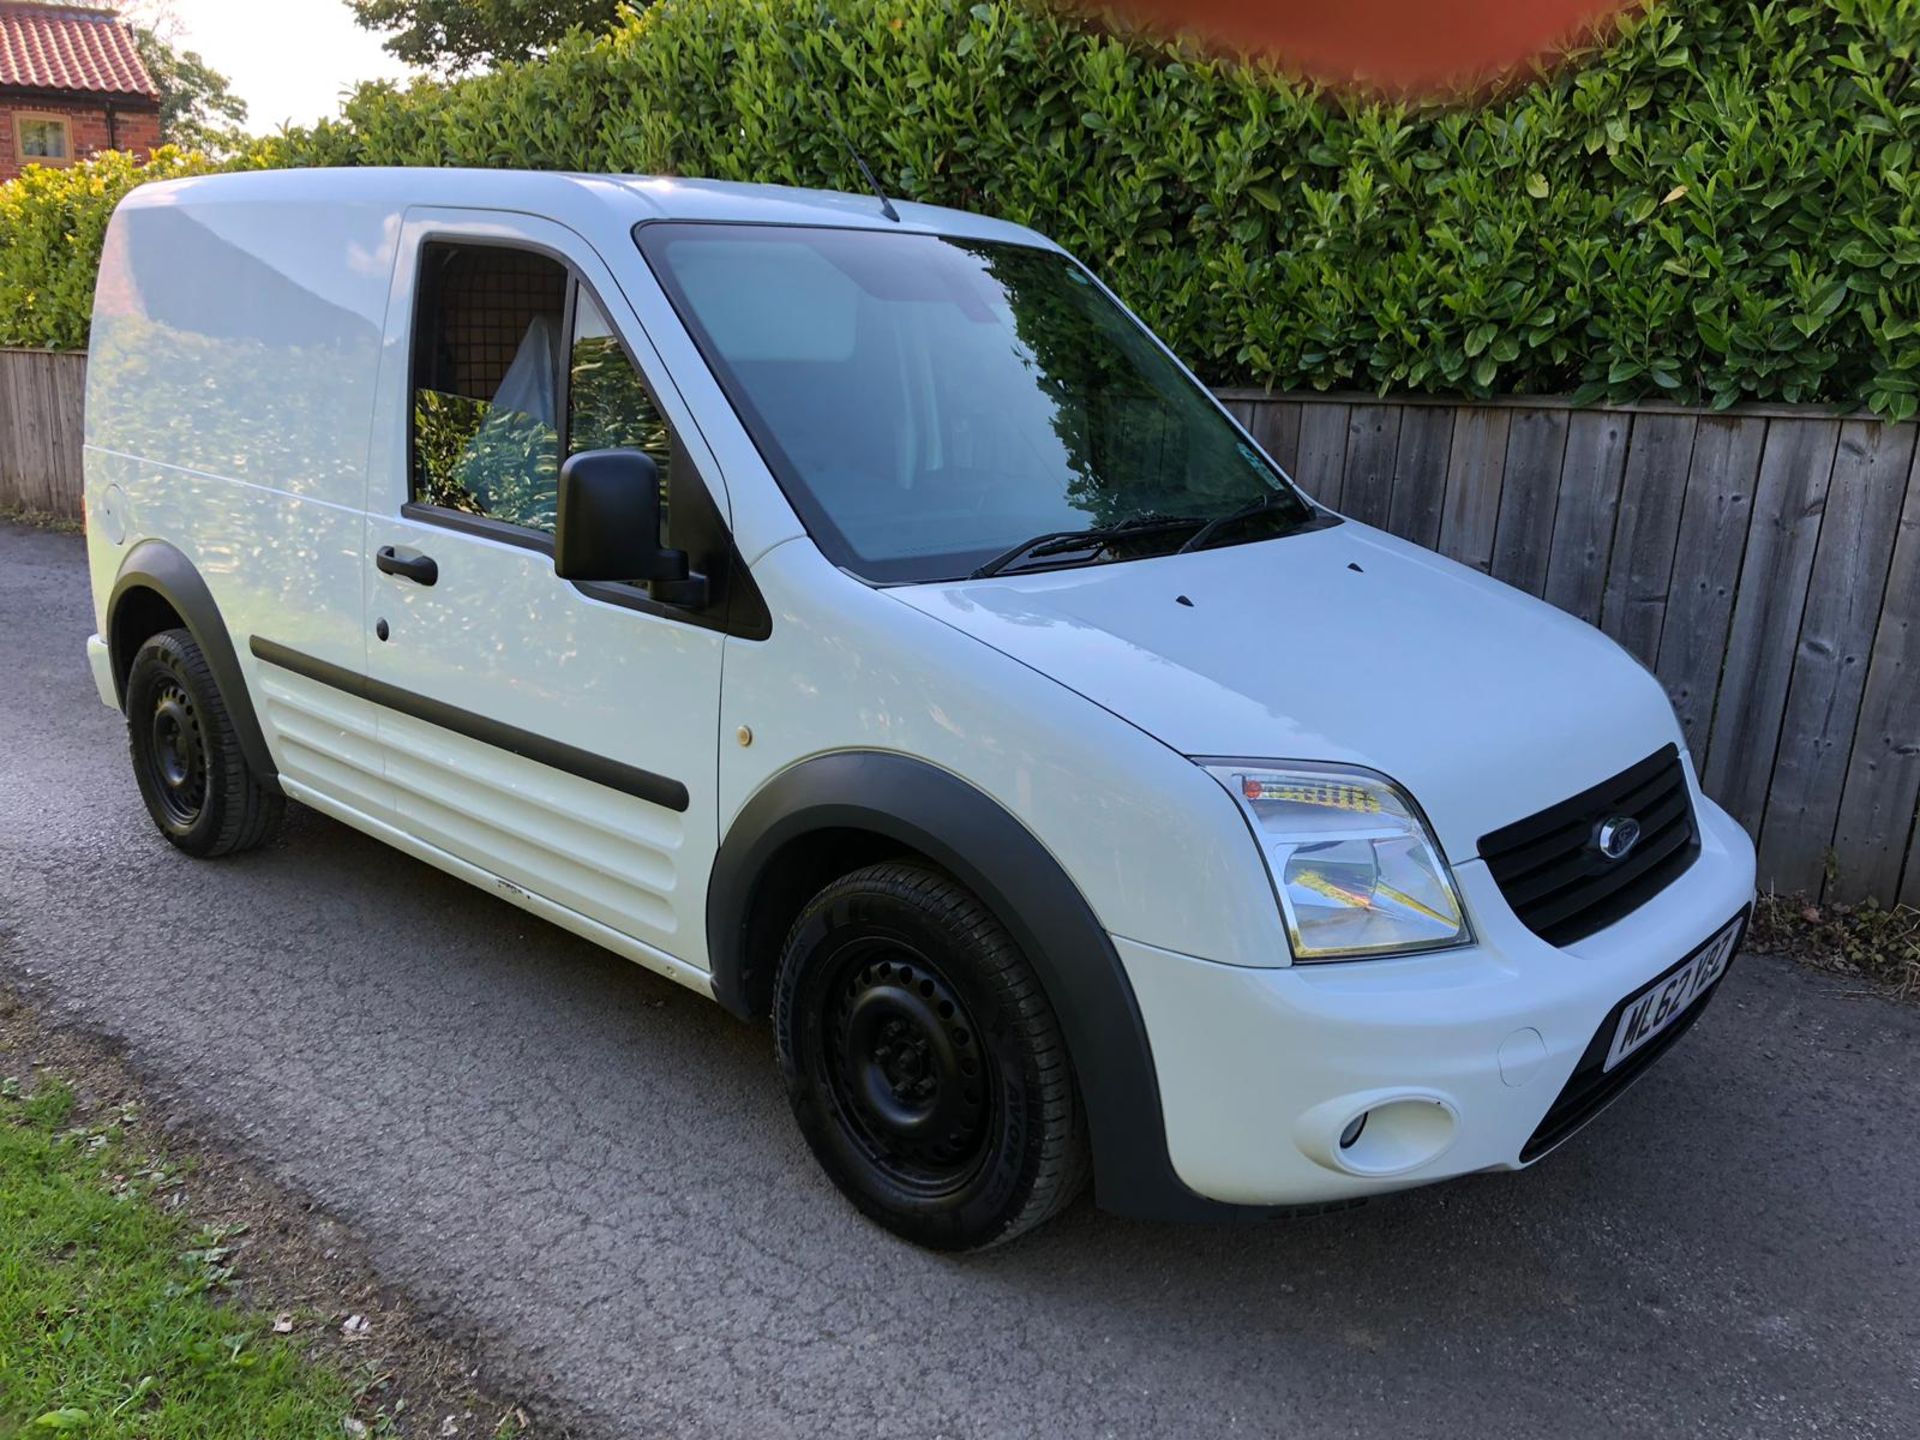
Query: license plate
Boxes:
[{"xmin": 1604, "ymin": 918, "xmax": 1742, "ymax": 1072}]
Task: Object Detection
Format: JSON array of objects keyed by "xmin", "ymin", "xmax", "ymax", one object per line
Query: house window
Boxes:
[{"xmin": 15, "ymin": 115, "xmax": 72, "ymax": 163}]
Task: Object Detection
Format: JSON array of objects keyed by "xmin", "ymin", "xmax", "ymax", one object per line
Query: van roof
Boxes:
[{"xmin": 120, "ymin": 166, "xmax": 1058, "ymax": 251}]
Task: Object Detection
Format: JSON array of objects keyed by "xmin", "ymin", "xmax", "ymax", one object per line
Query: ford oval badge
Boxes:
[{"xmin": 1596, "ymin": 816, "xmax": 1642, "ymax": 862}]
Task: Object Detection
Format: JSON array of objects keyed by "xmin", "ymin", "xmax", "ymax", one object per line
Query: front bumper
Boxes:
[
  {"xmin": 87, "ymin": 633, "xmax": 118, "ymax": 710},
  {"xmin": 1117, "ymin": 787, "xmax": 1757, "ymax": 1207}
]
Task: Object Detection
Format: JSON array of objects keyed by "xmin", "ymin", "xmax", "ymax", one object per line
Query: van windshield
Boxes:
[{"xmin": 636, "ymin": 224, "xmax": 1319, "ymax": 583}]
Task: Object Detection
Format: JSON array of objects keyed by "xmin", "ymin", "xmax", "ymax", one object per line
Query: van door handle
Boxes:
[{"xmin": 376, "ymin": 546, "xmax": 438, "ymax": 587}]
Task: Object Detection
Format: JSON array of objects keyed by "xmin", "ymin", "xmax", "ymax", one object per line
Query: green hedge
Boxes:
[
  {"xmin": 0, "ymin": 148, "xmax": 229, "ymax": 350},
  {"xmin": 5, "ymin": 0, "xmax": 1918, "ymax": 418}
]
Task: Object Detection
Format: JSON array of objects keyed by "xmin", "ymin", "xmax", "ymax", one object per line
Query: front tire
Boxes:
[
  {"xmin": 125, "ymin": 628, "xmax": 283, "ymax": 857},
  {"xmin": 773, "ymin": 862, "xmax": 1089, "ymax": 1250}
]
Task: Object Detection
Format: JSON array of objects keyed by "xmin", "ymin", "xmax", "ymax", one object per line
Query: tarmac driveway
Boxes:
[{"xmin": 3, "ymin": 522, "xmax": 1916, "ymax": 1438}]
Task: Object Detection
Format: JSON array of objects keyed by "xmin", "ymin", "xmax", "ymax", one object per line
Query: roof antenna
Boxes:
[
  {"xmin": 842, "ymin": 129, "xmax": 902, "ymax": 224},
  {"xmin": 817, "ymin": 100, "xmax": 900, "ymax": 223},
  {"xmin": 790, "ymin": 27, "xmax": 900, "ymax": 223}
]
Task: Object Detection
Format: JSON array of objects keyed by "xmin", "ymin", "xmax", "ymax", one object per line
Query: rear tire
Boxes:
[
  {"xmin": 774, "ymin": 862, "xmax": 1089, "ymax": 1250},
  {"xmin": 125, "ymin": 628, "xmax": 283, "ymax": 857}
]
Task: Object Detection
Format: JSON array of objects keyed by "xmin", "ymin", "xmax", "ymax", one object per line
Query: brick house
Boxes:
[{"xmin": 0, "ymin": 2, "xmax": 160, "ymax": 184}]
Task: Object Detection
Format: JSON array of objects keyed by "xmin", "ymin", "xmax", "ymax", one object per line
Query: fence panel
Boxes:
[
  {"xmin": 1542, "ymin": 410, "xmax": 1632, "ymax": 625},
  {"xmin": 1244, "ymin": 399, "xmax": 1301, "ymax": 478},
  {"xmin": 1600, "ymin": 413, "xmax": 1697, "ymax": 668},
  {"xmin": 7, "ymin": 350, "xmax": 1917, "ymax": 904},
  {"xmin": 1438, "ymin": 407, "xmax": 1509, "ymax": 573},
  {"xmin": 1656, "ymin": 415, "xmax": 1767, "ymax": 761},
  {"xmin": 1385, "ymin": 405, "xmax": 1454, "ymax": 551},
  {"xmin": 0, "ymin": 350, "xmax": 87, "ymax": 516},
  {"xmin": 1339, "ymin": 404, "xmax": 1401, "ymax": 529},
  {"xmin": 1758, "ymin": 422, "xmax": 1918, "ymax": 894},
  {"xmin": 1489, "ymin": 408, "xmax": 1567, "ymax": 597},
  {"xmin": 1293, "ymin": 400, "xmax": 1350, "ymax": 504},
  {"xmin": 1832, "ymin": 446, "xmax": 1920, "ymax": 905},
  {"xmin": 1702, "ymin": 418, "xmax": 1840, "ymax": 836}
]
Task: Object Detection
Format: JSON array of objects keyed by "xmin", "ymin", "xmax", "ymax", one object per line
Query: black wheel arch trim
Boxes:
[
  {"xmin": 107, "ymin": 539, "xmax": 277, "ymax": 779},
  {"xmin": 708, "ymin": 750, "xmax": 1300, "ymax": 1224}
]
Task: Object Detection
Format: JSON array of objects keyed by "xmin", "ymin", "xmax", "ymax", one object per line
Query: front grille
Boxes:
[
  {"xmin": 1520, "ymin": 911, "xmax": 1746, "ymax": 1162},
  {"xmin": 1480, "ymin": 744, "xmax": 1698, "ymax": 946}
]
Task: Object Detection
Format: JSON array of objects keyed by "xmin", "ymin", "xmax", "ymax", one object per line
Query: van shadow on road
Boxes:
[{"xmin": 3, "ymin": 524, "xmax": 1915, "ymax": 1440}]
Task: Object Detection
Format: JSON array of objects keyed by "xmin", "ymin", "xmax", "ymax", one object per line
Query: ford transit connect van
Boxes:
[{"xmin": 82, "ymin": 170, "xmax": 1757, "ymax": 1250}]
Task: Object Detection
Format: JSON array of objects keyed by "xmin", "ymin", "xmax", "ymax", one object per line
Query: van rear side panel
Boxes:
[
  {"xmin": 86, "ymin": 179, "xmax": 399, "ymax": 501},
  {"xmin": 85, "ymin": 176, "xmax": 402, "ymax": 815}
]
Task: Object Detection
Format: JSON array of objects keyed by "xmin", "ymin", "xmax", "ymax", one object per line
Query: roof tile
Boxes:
[{"xmin": 0, "ymin": 3, "xmax": 157, "ymax": 100}]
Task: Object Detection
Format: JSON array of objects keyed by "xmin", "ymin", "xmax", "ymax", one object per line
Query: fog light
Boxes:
[{"xmin": 1296, "ymin": 1090, "xmax": 1459, "ymax": 1178}]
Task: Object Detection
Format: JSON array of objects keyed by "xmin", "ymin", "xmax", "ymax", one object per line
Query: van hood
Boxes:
[{"xmin": 891, "ymin": 521, "xmax": 1683, "ymax": 863}]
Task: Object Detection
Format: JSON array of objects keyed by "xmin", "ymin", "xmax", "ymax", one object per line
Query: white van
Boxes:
[{"xmin": 82, "ymin": 169, "xmax": 1756, "ymax": 1250}]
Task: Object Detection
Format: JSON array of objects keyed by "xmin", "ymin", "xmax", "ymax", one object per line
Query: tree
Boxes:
[
  {"xmin": 345, "ymin": 0, "xmax": 628, "ymax": 74},
  {"xmin": 131, "ymin": 28, "xmax": 250, "ymax": 154},
  {"xmin": 116, "ymin": 3, "xmax": 248, "ymax": 154}
]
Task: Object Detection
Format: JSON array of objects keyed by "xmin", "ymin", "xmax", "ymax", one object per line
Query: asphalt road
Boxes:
[{"xmin": 3, "ymin": 521, "xmax": 1917, "ymax": 1439}]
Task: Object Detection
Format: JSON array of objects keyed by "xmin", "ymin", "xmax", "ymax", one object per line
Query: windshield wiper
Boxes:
[
  {"xmin": 970, "ymin": 513, "xmax": 1207, "ymax": 579},
  {"xmin": 1176, "ymin": 489, "xmax": 1315, "ymax": 555}
]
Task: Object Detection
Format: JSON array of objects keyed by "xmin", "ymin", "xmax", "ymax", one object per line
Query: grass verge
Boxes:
[
  {"xmin": 0, "ymin": 1077, "xmax": 357, "ymax": 1437},
  {"xmin": 1749, "ymin": 893, "xmax": 1920, "ymax": 1002},
  {"xmin": 0, "ymin": 992, "xmax": 541, "ymax": 1439}
]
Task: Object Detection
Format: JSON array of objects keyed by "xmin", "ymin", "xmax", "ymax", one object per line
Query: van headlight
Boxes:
[{"xmin": 1202, "ymin": 762, "xmax": 1471, "ymax": 962}]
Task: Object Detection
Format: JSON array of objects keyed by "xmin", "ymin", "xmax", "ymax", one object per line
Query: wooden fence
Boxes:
[
  {"xmin": 0, "ymin": 349, "xmax": 86, "ymax": 518},
  {"xmin": 2, "ymin": 349, "xmax": 1916, "ymax": 906}
]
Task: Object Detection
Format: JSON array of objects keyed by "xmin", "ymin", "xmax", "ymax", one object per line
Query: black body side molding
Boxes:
[
  {"xmin": 108, "ymin": 539, "xmax": 278, "ymax": 778},
  {"xmin": 249, "ymin": 637, "xmax": 691, "ymax": 814},
  {"xmin": 707, "ymin": 751, "xmax": 1290, "ymax": 1224}
]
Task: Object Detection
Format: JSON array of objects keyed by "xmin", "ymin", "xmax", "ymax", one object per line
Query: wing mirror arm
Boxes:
[{"xmin": 648, "ymin": 568, "xmax": 710, "ymax": 609}]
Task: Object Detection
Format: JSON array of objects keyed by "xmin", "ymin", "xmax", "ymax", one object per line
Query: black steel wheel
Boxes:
[
  {"xmin": 145, "ymin": 674, "xmax": 209, "ymax": 829},
  {"xmin": 125, "ymin": 628, "xmax": 283, "ymax": 857},
  {"xmin": 816, "ymin": 937, "xmax": 995, "ymax": 1197},
  {"xmin": 774, "ymin": 862, "xmax": 1088, "ymax": 1250}
]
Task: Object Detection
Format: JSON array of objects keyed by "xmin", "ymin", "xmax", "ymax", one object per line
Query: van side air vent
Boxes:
[{"xmin": 1479, "ymin": 744, "xmax": 1699, "ymax": 947}]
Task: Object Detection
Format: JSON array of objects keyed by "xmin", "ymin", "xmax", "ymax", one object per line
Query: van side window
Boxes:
[
  {"xmin": 410, "ymin": 243, "xmax": 569, "ymax": 532},
  {"xmin": 568, "ymin": 290, "xmax": 674, "ymax": 535}
]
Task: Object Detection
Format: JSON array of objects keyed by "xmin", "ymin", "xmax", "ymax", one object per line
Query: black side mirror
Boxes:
[{"xmin": 554, "ymin": 448, "xmax": 706, "ymax": 604}]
